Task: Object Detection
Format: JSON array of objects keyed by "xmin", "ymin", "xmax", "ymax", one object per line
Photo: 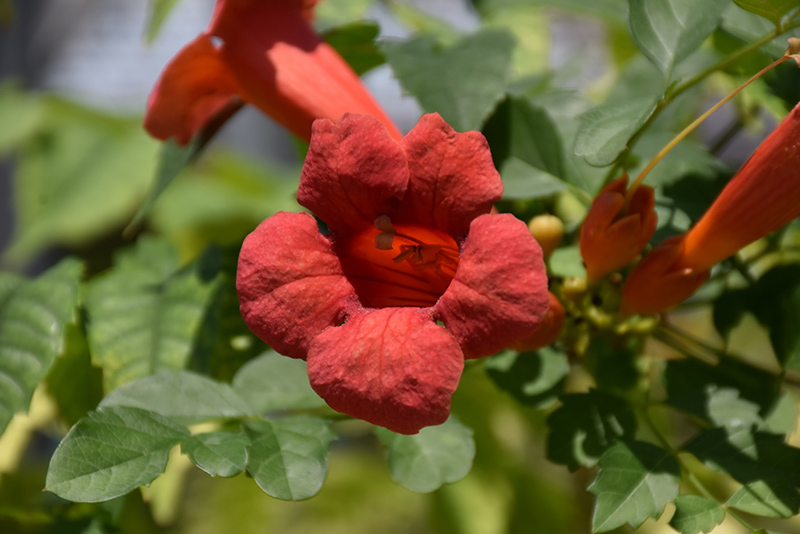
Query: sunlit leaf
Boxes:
[
  {"xmin": 0, "ymin": 82, "xmax": 46, "ymax": 154},
  {"xmin": 629, "ymin": 0, "xmax": 728, "ymax": 77},
  {"xmin": 747, "ymin": 264, "xmax": 800, "ymax": 371},
  {"xmin": 323, "ymin": 22, "xmax": 385, "ymax": 75},
  {"xmin": 0, "ymin": 258, "xmax": 81, "ymax": 435},
  {"xmin": 733, "ymin": 0, "xmax": 800, "ymax": 27},
  {"xmin": 232, "ymin": 351, "xmax": 325, "ymax": 414},
  {"xmin": 146, "ymin": 0, "xmax": 183, "ymax": 43},
  {"xmin": 669, "ymin": 495, "xmax": 724, "ymax": 534},
  {"xmin": 127, "ymin": 138, "xmax": 201, "ymax": 233},
  {"xmin": 100, "ymin": 371, "xmax": 253, "ymax": 425},
  {"xmin": 46, "ymin": 406, "xmax": 189, "ymax": 502},
  {"xmin": 726, "ymin": 479, "xmax": 800, "ymax": 518},
  {"xmin": 546, "ymin": 391, "xmax": 637, "ymax": 470},
  {"xmin": 485, "ymin": 348, "xmax": 569, "ymax": 408},
  {"xmin": 85, "ymin": 239, "xmax": 223, "ymax": 390},
  {"xmin": 245, "ymin": 416, "xmax": 335, "ymax": 500},
  {"xmin": 375, "ymin": 416, "xmax": 475, "ymax": 493},
  {"xmin": 574, "ymin": 96, "xmax": 658, "ymax": 166},
  {"xmin": 664, "ymin": 357, "xmax": 779, "ymax": 424},
  {"xmin": 589, "ymin": 441, "xmax": 680, "ymax": 532},
  {"xmin": 182, "ymin": 431, "xmax": 249, "ymax": 478},
  {"xmin": 9, "ymin": 99, "xmax": 159, "ymax": 261},
  {"xmin": 381, "ymin": 29, "xmax": 515, "ymax": 132},
  {"xmin": 684, "ymin": 426, "xmax": 800, "ymax": 515}
]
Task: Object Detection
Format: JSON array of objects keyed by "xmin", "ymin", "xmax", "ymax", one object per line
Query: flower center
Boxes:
[{"xmin": 336, "ymin": 216, "xmax": 460, "ymax": 308}]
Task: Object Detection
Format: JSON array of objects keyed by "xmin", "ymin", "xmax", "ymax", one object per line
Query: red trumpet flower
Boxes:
[
  {"xmin": 622, "ymin": 101, "xmax": 800, "ymax": 315},
  {"xmin": 144, "ymin": 0, "xmax": 401, "ymax": 145},
  {"xmin": 237, "ymin": 113, "xmax": 549, "ymax": 434}
]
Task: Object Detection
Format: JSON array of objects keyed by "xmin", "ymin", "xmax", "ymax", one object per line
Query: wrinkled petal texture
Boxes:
[
  {"xmin": 620, "ymin": 236, "xmax": 709, "ymax": 315},
  {"xmin": 237, "ymin": 211, "xmax": 356, "ymax": 359},
  {"xmin": 580, "ymin": 176, "xmax": 657, "ymax": 281},
  {"xmin": 307, "ymin": 308, "xmax": 464, "ymax": 435},
  {"xmin": 144, "ymin": 35, "xmax": 241, "ymax": 145},
  {"xmin": 435, "ymin": 214, "xmax": 550, "ymax": 359},
  {"xmin": 399, "ymin": 113, "xmax": 503, "ymax": 238},
  {"xmin": 679, "ymin": 102, "xmax": 800, "ymax": 272},
  {"xmin": 297, "ymin": 115, "xmax": 409, "ymax": 234}
]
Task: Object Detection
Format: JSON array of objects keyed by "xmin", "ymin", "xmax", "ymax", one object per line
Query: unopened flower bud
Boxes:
[
  {"xmin": 511, "ymin": 292, "xmax": 565, "ymax": 351},
  {"xmin": 528, "ymin": 214, "xmax": 564, "ymax": 260}
]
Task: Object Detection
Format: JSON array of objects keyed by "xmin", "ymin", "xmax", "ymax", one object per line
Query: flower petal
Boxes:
[
  {"xmin": 620, "ymin": 236, "xmax": 710, "ymax": 315},
  {"xmin": 297, "ymin": 114, "xmax": 409, "ymax": 234},
  {"xmin": 144, "ymin": 35, "xmax": 241, "ymax": 145},
  {"xmin": 435, "ymin": 214, "xmax": 549, "ymax": 359},
  {"xmin": 210, "ymin": 0, "xmax": 401, "ymax": 141},
  {"xmin": 307, "ymin": 307, "xmax": 464, "ymax": 435},
  {"xmin": 399, "ymin": 113, "xmax": 503, "ymax": 238},
  {"xmin": 237, "ymin": 211, "xmax": 356, "ymax": 359}
]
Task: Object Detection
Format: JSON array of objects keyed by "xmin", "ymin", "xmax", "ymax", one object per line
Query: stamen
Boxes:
[{"xmin": 374, "ymin": 215, "xmax": 396, "ymax": 250}]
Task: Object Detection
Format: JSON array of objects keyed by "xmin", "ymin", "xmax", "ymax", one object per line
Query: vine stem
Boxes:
[
  {"xmin": 640, "ymin": 380, "xmax": 762, "ymax": 532},
  {"xmin": 602, "ymin": 19, "xmax": 800, "ymax": 187},
  {"xmin": 624, "ymin": 54, "xmax": 790, "ymax": 207}
]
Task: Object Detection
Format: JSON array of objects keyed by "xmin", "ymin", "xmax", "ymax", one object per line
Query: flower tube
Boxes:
[
  {"xmin": 621, "ymin": 102, "xmax": 800, "ymax": 315},
  {"xmin": 237, "ymin": 113, "xmax": 549, "ymax": 434},
  {"xmin": 144, "ymin": 0, "xmax": 401, "ymax": 145}
]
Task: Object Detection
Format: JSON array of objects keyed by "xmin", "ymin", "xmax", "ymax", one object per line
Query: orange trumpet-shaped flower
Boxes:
[
  {"xmin": 580, "ymin": 176, "xmax": 658, "ymax": 282},
  {"xmin": 144, "ymin": 0, "xmax": 401, "ymax": 145},
  {"xmin": 511, "ymin": 292, "xmax": 565, "ymax": 352},
  {"xmin": 622, "ymin": 101, "xmax": 800, "ymax": 315}
]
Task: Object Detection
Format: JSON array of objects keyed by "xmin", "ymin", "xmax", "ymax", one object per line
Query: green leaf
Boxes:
[
  {"xmin": 0, "ymin": 82, "xmax": 46, "ymax": 154},
  {"xmin": 381, "ymin": 30, "xmax": 515, "ymax": 131},
  {"xmin": 482, "ymin": 97, "xmax": 568, "ymax": 199},
  {"xmin": 9, "ymin": 99, "xmax": 160, "ymax": 261},
  {"xmin": 684, "ymin": 426, "xmax": 800, "ymax": 515},
  {"xmin": 628, "ymin": 0, "xmax": 728, "ymax": 77},
  {"xmin": 232, "ymin": 351, "xmax": 325, "ymax": 414},
  {"xmin": 669, "ymin": 495, "xmax": 724, "ymax": 534},
  {"xmin": 546, "ymin": 391, "xmax": 637, "ymax": 470},
  {"xmin": 126, "ymin": 138, "xmax": 201, "ymax": 234},
  {"xmin": 627, "ymin": 133, "xmax": 726, "ymax": 188},
  {"xmin": 498, "ymin": 158, "xmax": 569, "ymax": 200},
  {"xmin": 99, "ymin": 371, "xmax": 253, "ymax": 425},
  {"xmin": 323, "ymin": 21, "xmax": 385, "ymax": 76},
  {"xmin": 244, "ymin": 416, "xmax": 336, "ymax": 500},
  {"xmin": 726, "ymin": 479, "xmax": 800, "ymax": 518},
  {"xmin": 712, "ymin": 289, "xmax": 751, "ymax": 342},
  {"xmin": 732, "ymin": 0, "xmax": 800, "ymax": 27},
  {"xmin": 588, "ymin": 441, "xmax": 680, "ymax": 532},
  {"xmin": 747, "ymin": 264, "xmax": 800, "ymax": 371},
  {"xmin": 375, "ymin": 416, "xmax": 475, "ymax": 493},
  {"xmin": 548, "ymin": 246, "xmax": 587, "ymax": 278},
  {"xmin": 45, "ymin": 323, "xmax": 104, "ymax": 427},
  {"xmin": 721, "ymin": 5, "xmax": 800, "ymax": 58},
  {"xmin": 45, "ymin": 406, "xmax": 190, "ymax": 502},
  {"xmin": 181, "ymin": 431, "xmax": 249, "ymax": 478},
  {"xmin": 664, "ymin": 357, "xmax": 779, "ymax": 424},
  {"xmin": 485, "ymin": 348, "xmax": 569, "ymax": 408},
  {"xmin": 85, "ymin": 239, "xmax": 224, "ymax": 390},
  {"xmin": 706, "ymin": 386, "xmax": 762, "ymax": 430},
  {"xmin": 573, "ymin": 96, "xmax": 658, "ymax": 166},
  {"xmin": 146, "ymin": 0, "xmax": 183, "ymax": 43},
  {"xmin": 0, "ymin": 258, "xmax": 81, "ymax": 435}
]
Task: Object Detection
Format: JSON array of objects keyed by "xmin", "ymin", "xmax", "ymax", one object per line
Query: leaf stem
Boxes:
[
  {"xmin": 602, "ymin": 19, "xmax": 800, "ymax": 186},
  {"xmin": 625, "ymin": 55, "xmax": 789, "ymax": 206}
]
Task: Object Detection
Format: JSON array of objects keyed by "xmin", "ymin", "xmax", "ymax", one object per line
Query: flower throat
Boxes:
[{"xmin": 336, "ymin": 215, "xmax": 460, "ymax": 308}]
